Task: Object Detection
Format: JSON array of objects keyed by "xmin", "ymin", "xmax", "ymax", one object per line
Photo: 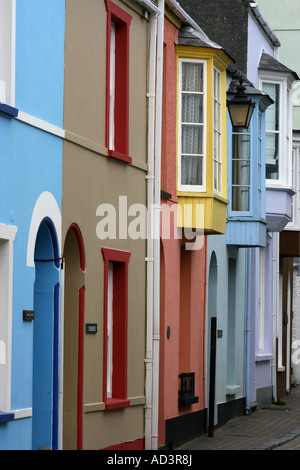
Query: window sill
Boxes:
[
  {"xmin": 108, "ymin": 150, "xmax": 132, "ymax": 164},
  {"xmin": 226, "ymin": 384, "xmax": 241, "ymax": 396},
  {"xmin": 105, "ymin": 398, "xmax": 130, "ymax": 411},
  {"xmin": 0, "ymin": 411, "xmax": 15, "ymax": 423},
  {"xmin": 0, "ymin": 103, "xmax": 19, "ymax": 118},
  {"xmin": 255, "ymin": 353, "xmax": 273, "ymax": 362},
  {"xmin": 178, "ymin": 396, "xmax": 199, "ymax": 407}
]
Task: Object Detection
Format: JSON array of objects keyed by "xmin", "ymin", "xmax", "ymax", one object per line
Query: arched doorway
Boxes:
[
  {"xmin": 32, "ymin": 218, "xmax": 61, "ymax": 450},
  {"xmin": 63, "ymin": 224, "xmax": 85, "ymax": 450}
]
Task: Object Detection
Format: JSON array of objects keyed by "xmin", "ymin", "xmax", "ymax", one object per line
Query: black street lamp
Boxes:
[{"xmin": 227, "ymin": 79, "xmax": 255, "ymax": 129}]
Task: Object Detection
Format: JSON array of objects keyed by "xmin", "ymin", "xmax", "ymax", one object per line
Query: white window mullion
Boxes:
[
  {"xmin": 109, "ymin": 22, "xmax": 115, "ymax": 151},
  {"xmin": 107, "ymin": 262, "xmax": 113, "ymax": 398}
]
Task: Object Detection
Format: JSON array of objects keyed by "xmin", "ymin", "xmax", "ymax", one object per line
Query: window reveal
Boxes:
[
  {"xmin": 101, "ymin": 247, "xmax": 131, "ymax": 410},
  {"xmin": 105, "ymin": 0, "xmax": 132, "ymax": 163}
]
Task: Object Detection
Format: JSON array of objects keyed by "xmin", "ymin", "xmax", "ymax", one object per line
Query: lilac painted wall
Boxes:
[
  {"xmin": 247, "ymin": 13, "xmax": 276, "ymax": 87},
  {"xmin": 246, "ymin": 9, "xmax": 277, "ymax": 409}
]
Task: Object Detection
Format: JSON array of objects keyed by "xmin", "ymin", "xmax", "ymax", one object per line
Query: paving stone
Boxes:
[{"xmin": 178, "ymin": 384, "xmax": 300, "ymax": 450}]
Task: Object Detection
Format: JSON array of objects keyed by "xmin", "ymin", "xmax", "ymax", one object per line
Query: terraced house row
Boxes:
[{"xmin": 0, "ymin": 0, "xmax": 299, "ymax": 450}]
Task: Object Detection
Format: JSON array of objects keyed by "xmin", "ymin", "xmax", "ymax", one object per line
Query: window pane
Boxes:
[
  {"xmin": 232, "ymin": 130, "xmax": 250, "ymax": 212},
  {"xmin": 213, "ymin": 68, "xmax": 221, "ymax": 192},
  {"xmin": 214, "ymin": 69, "xmax": 220, "ymax": 100},
  {"xmin": 232, "ymin": 160, "xmax": 250, "ymax": 185},
  {"xmin": 179, "ymin": 60, "xmax": 205, "ymax": 189},
  {"xmin": 265, "ymin": 132, "xmax": 279, "ymax": 159},
  {"xmin": 182, "ymin": 124, "xmax": 203, "ymax": 155},
  {"xmin": 213, "ymin": 161, "xmax": 222, "ymax": 193},
  {"xmin": 265, "ymin": 132, "xmax": 279, "ymax": 179},
  {"xmin": 232, "ymin": 186, "xmax": 249, "ymax": 211},
  {"xmin": 182, "ymin": 94, "xmax": 203, "ymax": 123},
  {"xmin": 181, "ymin": 155, "xmax": 202, "ymax": 186},
  {"xmin": 214, "ymin": 100, "xmax": 220, "ymax": 129},
  {"xmin": 263, "ymin": 83, "xmax": 280, "ymax": 131},
  {"xmin": 213, "ymin": 160, "xmax": 217, "ymax": 188},
  {"xmin": 182, "ymin": 62, "xmax": 203, "ymax": 92},
  {"xmin": 213, "ymin": 130, "xmax": 218, "ymax": 160},
  {"xmin": 232, "ymin": 131, "xmax": 250, "ymax": 159},
  {"xmin": 263, "ymin": 82, "xmax": 280, "ymax": 180},
  {"xmin": 265, "ymin": 106, "xmax": 279, "ymax": 131}
]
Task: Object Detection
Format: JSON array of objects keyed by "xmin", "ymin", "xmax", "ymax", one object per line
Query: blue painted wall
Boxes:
[
  {"xmin": 206, "ymin": 236, "xmax": 248, "ymax": 422},
  {"xmin": 0, "ymin": 0, "xmax": 65, "ymax": 450},
  {"xmin": 15, "ymin": 0, "xmax": 65, "ymax": 126}
]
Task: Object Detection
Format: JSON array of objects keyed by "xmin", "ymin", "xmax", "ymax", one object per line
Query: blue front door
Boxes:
[{"xmin": 32, "ymin": 220, "xmax": 60, "ymax": 450}]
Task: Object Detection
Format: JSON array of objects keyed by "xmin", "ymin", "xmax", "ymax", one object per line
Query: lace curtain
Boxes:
[{"xmin": 181, "ymin": 62, "xmax": 204, "ymax": 186}]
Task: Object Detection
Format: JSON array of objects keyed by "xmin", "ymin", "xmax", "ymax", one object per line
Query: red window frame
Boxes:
[
  {"xmin": 101, "ymin": 247, "xmax": 131, "ymax": 410},
  {"xmin": 104, "ymin": 0, "xmax": 132, "ymax": 164}
]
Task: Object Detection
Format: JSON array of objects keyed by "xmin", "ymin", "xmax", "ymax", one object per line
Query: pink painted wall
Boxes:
[
  {"xmin": 158, "ymin": 18, "xmax": 207, "ymax": 447},
  {"xmin": 161, "ymin": 16, "xmax": 178, "ymax": 202}
]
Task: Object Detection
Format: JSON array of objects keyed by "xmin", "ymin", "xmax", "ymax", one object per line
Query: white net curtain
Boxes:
[{"xmin": 181, "ymin": 61, "xmax": 204, "ymax": 187}]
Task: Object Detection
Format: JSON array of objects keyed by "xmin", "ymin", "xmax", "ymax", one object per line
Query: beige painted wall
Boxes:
[
  {"xmin": 63, "ymin": 0, "xmax": 148, "ymax": 165},
  {"xmin": 62, "ymin": 0, "xmax": 149, "ymax": 449}
]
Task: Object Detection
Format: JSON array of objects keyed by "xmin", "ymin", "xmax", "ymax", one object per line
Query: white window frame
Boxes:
[
  {"xmin": 231, "ymin": 127, "xmax": 251, "ymax": 213},
  {"xmin": 107, "ymin": 261, "xmax": 113, "ymax": 398},
  {"xmin": 178, "ymin": 58, "xmax": 207, "ymax": 193},
  {"xmin": 0, "ymin": 0, "xmax": 16, "ymax": 106},
  {"xmin": 287, "ymin": 146, "xmax": 297, "ymax": 228},
  {"xmin": 287, "ymin": 138, "xmax": 300, "ymax": 229},
  {"xmin": 108, "ymin": 22, "xmax": 116, "ymax": 152},
  {"xmin": 259, "ymin": 72, "xmax": 293, "ymax": 188},
  {"xmin": 213, "ymin": 66, "xmax": 222, "ymax": 195},
  {"xmin": 0, "ymin": 224, "xmax": 17, "ymax": 413}
]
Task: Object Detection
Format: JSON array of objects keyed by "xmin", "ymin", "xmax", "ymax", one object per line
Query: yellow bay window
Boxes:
[{"xmin": 176, "ymin": 45, "xmax": 233, "ymax": 234}]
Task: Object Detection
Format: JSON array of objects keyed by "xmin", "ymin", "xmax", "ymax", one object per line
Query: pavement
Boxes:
[{"xmin": 178, "ymin": 383, "xmax": 300, "ymax": 451}]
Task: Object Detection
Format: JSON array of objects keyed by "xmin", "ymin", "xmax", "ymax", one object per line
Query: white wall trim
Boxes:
[
  {"xmin": 0, "ymin": 223, "xmax": 17, "ymax": 241},
  {"xmin": 11, "ymin": 0, "xmax": 16, "ymax": 107},
  {"xmin": 0, "ymin": 224, "xmax": 17, "ymax": 413},
  {"xmin": 17, "ymin": 111, "xmax": 65, "ymax": 139},
  {"xmin": 26, "ymin": 191, "xmax": 62, "ymax": 267},
  {"xmin": 11, "ymin": 408, "xmax": 32, "ymax": 420}
]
